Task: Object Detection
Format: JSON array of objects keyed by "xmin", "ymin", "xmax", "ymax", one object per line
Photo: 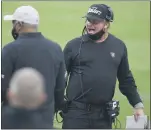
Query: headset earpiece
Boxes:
[{"xmin": 101, "ymin": 4, "xmax": 114, "ymax": 22}]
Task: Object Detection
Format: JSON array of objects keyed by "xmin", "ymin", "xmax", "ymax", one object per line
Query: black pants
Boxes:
[{"xmin": 62, "ymin": 102, "xmax": 112, "ymax": 129}]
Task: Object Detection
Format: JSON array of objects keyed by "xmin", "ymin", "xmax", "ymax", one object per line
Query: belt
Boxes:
[{"xmin": 70, "ymin": 101, "xmax": 106, "ymax": 111}]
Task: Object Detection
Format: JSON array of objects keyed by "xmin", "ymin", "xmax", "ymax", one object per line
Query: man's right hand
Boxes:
[{"xmin": 133, "ymin": 108, "xmax": 145, "ymax": 121}]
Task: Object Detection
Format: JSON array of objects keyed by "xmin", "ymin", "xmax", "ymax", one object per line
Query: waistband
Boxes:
[{"xmin": 69, "ymin": 101, "xmax": 106, "ymax": 111}]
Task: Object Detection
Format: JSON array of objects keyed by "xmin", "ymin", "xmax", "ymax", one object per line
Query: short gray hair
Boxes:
[
  {"xmin": 23, "ymin": 22, "xmax": 38, "ymax": 30},
  {"xmin": 9, "ymin": 67, "xmax": 45, "ymax": 109}
]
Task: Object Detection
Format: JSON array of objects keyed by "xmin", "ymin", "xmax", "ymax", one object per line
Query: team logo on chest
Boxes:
[{"xmin": 110, "ymin": 52, "xmax": 115, "ymax": 58}]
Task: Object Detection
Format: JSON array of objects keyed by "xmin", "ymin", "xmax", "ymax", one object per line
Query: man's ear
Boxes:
[
  {"xmin": 105, "ymin": 22, "xmax": 110, "ymax": 29},
  {"xmin": 7, "ymin": 89, "xmax": 13, "ymax": 101},
  {"xmin": 15, "ymin": 21, "xmax": 23, "ymax": 32},
  {"xmin": 41, "ymin": 93, "xmax": 47, "ymax": 103},
  {"xmin": 104, "ymin": 25, "xmax": 108, "ymax": 28}
]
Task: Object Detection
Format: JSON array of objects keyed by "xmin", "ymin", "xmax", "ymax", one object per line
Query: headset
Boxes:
[{"xmin": 100, "ymin": 4, "xmax": 114, "ymax": 22}]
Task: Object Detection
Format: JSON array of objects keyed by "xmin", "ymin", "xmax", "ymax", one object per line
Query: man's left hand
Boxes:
[{"xmin": 133, "ymin": 108, "xmax": 144, "ymax": 121}]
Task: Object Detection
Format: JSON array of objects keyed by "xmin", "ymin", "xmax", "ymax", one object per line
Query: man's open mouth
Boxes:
[{"xmin": 87, "ymin": 28, "xmax": 96, "ymax": 34}]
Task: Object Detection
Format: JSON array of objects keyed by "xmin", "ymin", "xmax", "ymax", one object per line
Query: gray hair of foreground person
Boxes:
[{"xmin": 7, "ymin": 67, "xmax": 47, "ymax": 110}]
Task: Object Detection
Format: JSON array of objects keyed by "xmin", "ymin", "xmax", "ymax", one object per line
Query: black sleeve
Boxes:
[
  {"xmin": 63, "ymin": 42, "xmax": 73, "ymax": 74},
  {"xmin": 117, "ymin": 44, "xmax": 142, "ymax": 107},
  {"xmin": 1, "ymin": 45, "xmax": 15, "ymax": 104},
  {"xmin": 54, "ymin": 47, "xmax": 66, "ymax": 112}
]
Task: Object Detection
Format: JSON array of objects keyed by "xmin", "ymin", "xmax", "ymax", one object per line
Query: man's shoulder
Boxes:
[
  {"xmin": 1, "ymin": 106, "xmax": 16, "ymax": 129},
  {"xmin": 109, "ymin": 33, "xmax": 127, "ymax": 55},
  {"xmin": 3, "ymin": 40, "xmax": 16, "ymax": 48},
  {"xmin": 68, "ymin": 36, "xmax": 82, "ymax": 43},
  {"xmin": 65, "ymin": 36, "xmax": 82, "ymax": 48},
  {"xmin": 2, "ymin": 41, "xmax": 18, "ymax": 54},
  {"xmin": 44, "ymin": 38, "xmax": 62, "ymax": 51},
  {"xmin": 43, "ymin": 38, "xmax": 64, "ymax": 61},
  {"xmin": 2, "ymin": 106, "xmax": 15, "ymax": 118},
  {"xmin": 109, "ymin": 33, "xmax": 125, "ymax": 46}
]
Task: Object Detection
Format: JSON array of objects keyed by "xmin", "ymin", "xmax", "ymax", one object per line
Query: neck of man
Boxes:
[
  {"xmin": 95, "ymin": 32, "xmax": 109, "ymax": 43},
  {"xmin": 19, "ymin": 28, "xmax": 37, "ymax": 34}
]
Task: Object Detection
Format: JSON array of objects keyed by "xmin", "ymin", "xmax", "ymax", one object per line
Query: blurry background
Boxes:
[{"xmin": 2, "ymin": 1, "xmax": 150, "ymax": 128}]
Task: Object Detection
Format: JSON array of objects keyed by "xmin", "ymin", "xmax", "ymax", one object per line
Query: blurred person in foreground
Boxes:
[
  {"xmin": 2, "ymin": 67, "xmax": 49, "ymax": 129},
  {"xmin": 62, "ymin": 4, "xmax": 145, "ymax": 129},
  {"xmin": 2, "ymin": 5, "xmax": 66, "ymax": 128}
]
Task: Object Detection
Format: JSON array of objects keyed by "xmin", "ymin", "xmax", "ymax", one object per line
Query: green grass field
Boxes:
[{"xmin": 2, "ymin": 1, "xmax": 150, "ymax": 129}]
